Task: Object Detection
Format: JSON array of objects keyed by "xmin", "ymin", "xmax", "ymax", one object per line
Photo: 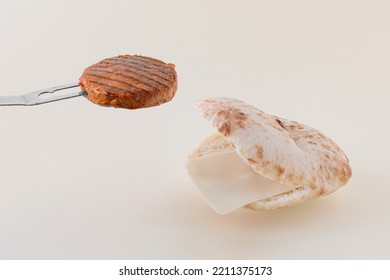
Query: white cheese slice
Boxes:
[{"xmin": 186, "ymin": 151, "xmax": 297, "ymax": 214}]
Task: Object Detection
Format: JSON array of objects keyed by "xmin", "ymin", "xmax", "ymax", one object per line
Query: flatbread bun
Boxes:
[{"xmin": 192, "ymin": 97, "xmax": 352, "ymax": 210}]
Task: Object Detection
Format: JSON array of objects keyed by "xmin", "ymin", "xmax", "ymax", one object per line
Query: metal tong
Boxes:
[{"xmin": 0, "ymin": 83, "xmax": 87, "ymax": 106}]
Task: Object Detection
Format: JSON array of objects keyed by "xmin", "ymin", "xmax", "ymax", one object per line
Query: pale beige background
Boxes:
[{"xmin": 0, "ymin": 0, "xmax": 389, "ymax": 259}]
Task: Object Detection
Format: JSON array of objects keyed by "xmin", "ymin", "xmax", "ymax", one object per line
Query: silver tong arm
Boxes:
[{"xmin": 0, "ymin": 83, "xmax": 87, "ymax": 106}]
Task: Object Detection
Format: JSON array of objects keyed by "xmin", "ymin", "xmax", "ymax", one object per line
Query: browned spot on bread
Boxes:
[
  {"xmin": 309, "ymin": 180, "xmax": 317, "ymax": 189},
  {"xmin": 338, "ymin": 163, "xmax": 352, "ymax": 184},
  {"xmin": 322, "ymin": 143, "xmax": 331, "ymax": 150},
  {"xmin": 216, "ymin": 110, "xmax": 230, "ymax": 119},
  {"xmin": 287, "ymin": 173, "xmax": 294, "ymax": 182},
  {"xmin": 248, "ymin": 158, "xmax": 258, "ymax": 164},
  {"xmin": 263, "ymin": 160, "xmax": 271, "ymax": 166},
  {"xmin": 233, "ymin": 110, "xmax": 248, "ymax": 128},
  {"xmin": 256, "ymin": 146, "xmax": 264, "ymax": 160},
  {"xmin": 345, "ymin": 164, "xmax": 352, "ymax": 178},
  {"xmin": 329, "ymin": 166, "xmax": 337, "ymax": 175},
  {"xmin": 288, "ymin": 123, "xmax": 306, "ymax": 131},
  {"xmin": 338, "ymin": 165, "xmax": 346, "ymax": 178},
  {"xmin": 218, "ymin": 122, "xmax": 231, "ymax": 136},
  {"xmin": 237, "ymin": 121, "xmax": 246, "ymax": 128},
  {"xmin": 325, "ymin": 154, "xmax": 330, "ymax": 159},
  {"xmin": 275, "ymin": 119, "xmax": 286, "ymax": 129},
  {"xmin": 235, "ymin": 110, "xmax": 248, "ymax": 121},
  {"xmin": 319, "ymin": 188, "xmax": 326, "ymax": 195},
  {"xmin": 243, "ymin": 203, "xmax": 257, "ymax": 210},
  {"xmin": 217, "ymin": 109, "xmax": 247, "ymax": 120},
  {"xmin": 275, "ymin": 165, "xmax": 285, "ymax": 177},
  {"xmin": 216, "ymin": 109, "xmax": 248, "ymax": 132}
]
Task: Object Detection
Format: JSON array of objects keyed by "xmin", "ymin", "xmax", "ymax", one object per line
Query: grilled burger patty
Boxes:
[{"xmin": 79, "ymin": 55, "xmax": 177, "ymax": 109}]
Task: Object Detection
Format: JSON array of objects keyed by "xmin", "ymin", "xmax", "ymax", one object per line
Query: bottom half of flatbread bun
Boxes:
[{"xmin": 187, "ymin": 132, "xmax": 341, "ymax": 214}]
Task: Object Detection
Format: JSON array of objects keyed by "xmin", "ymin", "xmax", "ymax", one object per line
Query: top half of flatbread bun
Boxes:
[{"xmin": 195, "ymin": 97, "xmax": 352, "ymax": 197}]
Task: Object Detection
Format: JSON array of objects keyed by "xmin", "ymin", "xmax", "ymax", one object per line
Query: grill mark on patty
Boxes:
[
  {"xmin": 105, "ymin": 58, "xmax": 175, "ymax": 82},
  {"xmin": 83, "ymin": 73, "xmax": 152, "ymax": 92},
  {"xmin": 111, "ymin": 59, "xmax": 175, "ymax": 80},
  {"xmin": 83, "ymin": 80, "xmax": 139, "ymax": 96},
  {"xmin": 130, "ymin": 55, "xmax": 167, "ymax": 67},
  {"xmin": 128, "ymin": 57, "xmax": 174, "ymax": 70},
  {"xmin": 91, "ymin": 64, "xmax": 171, "ymax": 88},
  {"xmin": 86, "ymin": 68, "xmax": 159, "ymax": 90},
  {"xmin": 82, "ymin": 73, "xmax": 147, "ymax": 93}
]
